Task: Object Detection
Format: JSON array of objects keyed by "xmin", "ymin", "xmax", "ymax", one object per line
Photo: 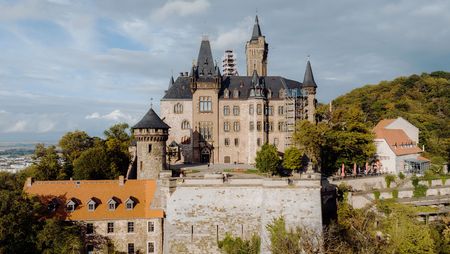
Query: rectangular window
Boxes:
[
  {"xmin": 257, "ymin": 104, "xmax": 262, "ymax": 115},
  {"xmin": 249, "ymin": 121, "xmax": 254, "ymax": 131},
  {"xmin": 278, "ymin": 122, "xmax": 287, "ymax": 132},
  {"xmin": 268, "ymin": 106, "xmax": 273, "ymax": 116},
  {"xmin": 233, "ymin": 121, "xmax": 240, "ymax": 132},
  {"xmin": 87, "ymin": 223, "xmax": 94, "ymax": 234},
  {"xmin": 233, "ymin": 106, "xmax": 240, "ymax": 116},
  {"xmin": 274, "ymin": 138, "xmax": 279, "ymax": 146},
  {"xmin": 234, "ymin": 138, "xmax": 239, "ymax": 147},
  {"xmin": 199, "ymin": 122, "xmax": 213, "ymax": 140},
  {"xmin": 128, "ymin": 222, "xmax": 134, "ymax": 233},
  {"xmin": 223, "ymin": 106, "xmax": 230, "ymax": 116},
  {"xmin": 108, "ymin": 202, "xmax": 115, "ymax": 211},
  {"xmin": 257, "ymin": 138, "xmax": 261, "ymax": 146},
  {"xmin": 278, "ymin": 106, "xmax": 284, "ymax": 115},
  {"xmin": 148, "ymin": 221, "xmax": 155, "ymax": 232},
  {"xmin": 224, "ymin": 122, "xmax": 230, "ymax": 132},
  {"xmin": 128, "ymin": 243, "xmax": 135, "ymax": 254},
  {"xmin": 257, "ymin": 121, "xmax": 262, "ymax": 131},
  {"xmin": 148, "ymin": 144, "xmax": 152, "ymax": 153},
  {"xmin": 88, "ymin": 203, "xmax": 95, "ymax": 211},
  {"xmin": 87, "ymin": 245, "xmax": 94, "ymax": 254},
  {"xmin": 107, "ymin": 222, "xmax": 114, "ymax": 233},
  {"xmin": 269, "ymin": 122, "xmax": 274, "ymax": 132},
  {"xmin": 249, "ymin": 104, "xmax": 254, "ymax": 115},
  {"xmin": 148, "ymin": 242, "xmax": 155, "ymax": 253},
  {"xmin": 199, "ymin": 96, "xmax": 212, "ymax": 112},
  {"xmin": 224, "ymin": 138, "xmax": 230, "ymax": 146}
]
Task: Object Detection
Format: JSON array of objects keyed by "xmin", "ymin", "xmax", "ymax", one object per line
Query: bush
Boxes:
[
  {"xmin": 413, "ymin": 184, "xmax": 428, "ymax": 198},
  {"xmin": 373, "ymin": 190, "xmax": 381, "ymax": 200},
  {"xmin": 398, "ymin": 172, "xmax": 405, "ymax": 180},
  {"xmin": 441, "ymin": 175, "xmax": 447, "ymax": 186},
  {"xmin": 218, "ymin": 233, "xmax": 260, "ymax": 254},
  {"xmin": 411, "ymin": 176, "xmax": 419, "ymax": 188},
  {"xmin": 255, "ymin": 144, "xmax": 281, "ymax": 174},
  {"xmin": 392, "ymin": 189, "xmax": 399, "ymax": 199},
  {"xmin": 385, "ymin": 174, "xmax": 396, "ymax": 188}
]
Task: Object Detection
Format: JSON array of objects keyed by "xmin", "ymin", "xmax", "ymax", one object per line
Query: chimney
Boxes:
[
  {"xmin": 119, "ymin": 175, "xmax": 125, "ymax": 186},
  {"xmin": 185, "ymin": 72, "xmax": 188, "ymax": 76},
  {"xmin": 26, "ymin": 177, "xmax": 33, "ymax": 187}
]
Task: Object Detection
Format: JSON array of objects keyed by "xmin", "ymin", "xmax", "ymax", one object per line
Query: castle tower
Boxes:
[
  {"xmin": 132, "ymin": 107, "xmax": 170, "ymax": 179},
  {"xmin": 302, "ymin": 60, "xmax": 318, "ymax": 123},
  {"xmin": 246, "ymin": 15, "xmax": 268, "ymax": 76}
]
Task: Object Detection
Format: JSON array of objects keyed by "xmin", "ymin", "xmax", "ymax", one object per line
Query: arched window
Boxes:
[
  {"xmin": 174, "ymin": 103, "xmax": 183, "ymax": 114},
  {"xmin": 181, "ymin": 120, "xmax": 190, "ymax": 129},
  {"xmin": 224, "ymin": 88, "xmax": 230, "ymax": 99}
]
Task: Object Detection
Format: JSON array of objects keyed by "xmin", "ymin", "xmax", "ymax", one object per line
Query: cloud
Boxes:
[
  {"xmin": 212, "ymin": 17, "xmax": 253, "ymax": 51},
  {"xmin": 85, "ymin": 109, "xmax": 137, "ymax": 122},
  {"xmin": 5, "ymin": 120, "xmax": 28, "ymax": 133},
  {"xmin": 152, "ymin": 0, "xmax": 210, "ymax": 20}
]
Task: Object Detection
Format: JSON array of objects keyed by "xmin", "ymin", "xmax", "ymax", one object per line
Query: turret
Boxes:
[
  {"xmin": 302, "ymin": 60, "xmax": 317, "ymax": 123},
  {"xmin": 132, "ymin": 107, "xmax": 170, "ymax": 179}
]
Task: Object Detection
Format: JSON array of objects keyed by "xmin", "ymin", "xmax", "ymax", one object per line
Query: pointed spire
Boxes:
[
  {"xmin": 303, "ymin": 60, "xmax": 317, "ymax": 88},
  {"xmin": 169, "ymin": 76, "xmax": 174, "ymax": 88},
  {"xmin": 196, "ymin": 37, "xmax": 215, "ymax": 76},
  {"xmin": 251, "ymin": 15, "xmax": 262, "ymax": 41},
  {"xmin": 133, "ymin": 107, "xmax": 170, "ymax": 130}
]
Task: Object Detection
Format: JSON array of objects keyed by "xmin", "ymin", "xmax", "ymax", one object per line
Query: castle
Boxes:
[
  {"xmin": 161, "ymin": 15, "xmax": 318, "ymax": 164},
  {"xmin": 24, "ymin": 16, "xmax": 324, "ymax": 254}
]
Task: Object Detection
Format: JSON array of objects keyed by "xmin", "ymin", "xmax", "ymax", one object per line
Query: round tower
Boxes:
[{"xmin": 132, "ymin": 107, "xmax": 170, "ymax": 179}]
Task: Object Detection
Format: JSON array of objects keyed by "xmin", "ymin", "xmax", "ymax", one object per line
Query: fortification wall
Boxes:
[{"xmin": 164, "ymin": 177, "xmax": 322, "ymax": 254}]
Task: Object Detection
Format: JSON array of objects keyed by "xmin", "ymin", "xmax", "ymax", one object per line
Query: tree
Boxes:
[
  {"xmin": 218, "ymin": 233, "xmax": 260, "ymax": 254},
  {"xmin": 282, "ymin": 147, "xmax": 303, "ymax": 172},
  {"xmin": 293, "ymin": 120, "xmax": 329, "ymax": 166},
  {"xmin": 36, "ymin": 219, "xmax": 83, "ymax": 253},
  {"xmin": 255, "ymin": 143, "xmax": 280, "ymax": 174},
  {"xmin": 30, "ymin": 144, "xmax": 64, "ymax": 180},
  {"xmin": 104, "ymin": 123, "xmax": 131, "ymax": 144},
  {"xmin": 59, "ymin": 130, "xmax": 94, "ymax": 163},
  {"xmin": 72, "ymin": 144, "xmax": 119, "ymax": 180}
]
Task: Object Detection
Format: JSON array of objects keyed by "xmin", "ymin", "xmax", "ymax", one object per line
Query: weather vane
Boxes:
[
  {"xmin": 150, "ymin": 98, "xmax": 153, "ymax": 109},
  {"xmin": 307, "ymin": 55, "xmax": 311, "ymax": 61}
]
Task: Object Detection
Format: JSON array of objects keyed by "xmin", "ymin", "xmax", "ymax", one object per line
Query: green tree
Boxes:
[
  {"xmin": 72, "ymin": 144, "xmax": 119, "ymax": 180},
  {"xmin": 36, "ymin": 219, "xmax": 83, "ymax": 253},
  {"xmin": 59, "ymin": 130, "xmax": 94, "ymax": 163},
  {"xmin": 255, "ymin": 143, "xmax": 280, "ymax": 174},
  {"xmin": 218, "ymin": 233, "xmax": 260, "ymax": 254},
  {"xmin": 293, "ymin": 120, "xmax": 329, "ymax": 166},
  {"xmin": 30, "ymin": 144, "xmax": 64, "ymax": 180},
  {"xmin": 282, "ymin": 147, "xmax": 303, "ymax": 172},
  {"xmin": 104, "ymin": 123, "xmax": 131, "ymax": 144}
]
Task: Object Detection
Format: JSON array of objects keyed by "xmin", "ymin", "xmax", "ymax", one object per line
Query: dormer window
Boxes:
[
  {"xmin": 66, "ymin": 199, "xmax": 77, "ymax": 212},
  {"xmin": 107, "ymin": 198, "xmax": 118, "ymax": 211},
  {"xmin": 279, "ymin": 88, "xmax": 285, "ymax": 99},
  {"xmin": 233, "ymin": 89, "xmax": 239, "ymax": 98},
  {"xmin": 224, "ymin": 88, "xmax": 229, "ymax": 99},
  {"xmin": 267, "ymin": 89, "xmax": 272, "ymax": 99},
  {"xmin": 87, "ymin": 198, "xmax": 97, "ymax": 211},
  {"xmin": 125, "ymin": 197, "xmax": 135, "ymax": 210}
]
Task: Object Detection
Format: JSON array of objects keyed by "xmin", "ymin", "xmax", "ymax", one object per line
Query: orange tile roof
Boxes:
[
  {"xmin": 374, "ymin": 126, "xmax": 422, "ymax": 156},
  {"xmin": 24, "ymin": 178, "xmax": 163, "ymax": 221},
  {"xmin": 373, "ymin": 119, "xmax": 395, "ymax": 132}
]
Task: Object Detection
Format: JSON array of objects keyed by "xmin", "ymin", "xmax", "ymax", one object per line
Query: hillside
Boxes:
[{"xmin": 331, "ymin": 71, "xmax": 450, "ymax": 163}]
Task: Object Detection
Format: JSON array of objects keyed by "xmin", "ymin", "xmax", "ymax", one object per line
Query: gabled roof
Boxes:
[
  {"xmin": 303, "ymin": 60, "xmax": 317, "ymax": 88},
  {"xmin": 251, "ymin": 15, "xmax": 262, "ymax": 41},
  {"xmin": 24, "ymin": 178, "xmax": 163, "ymax": 220},
  {"xmin": 374, "ymin": 122, "xmax": 423, "ymax": 156},
  {"xmin": 132, "ymin": 107, "xmax": 170, "ymax": 130}
]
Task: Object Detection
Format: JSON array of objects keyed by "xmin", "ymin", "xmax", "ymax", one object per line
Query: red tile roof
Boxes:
[
  {"xmin": 374, "ymin": 121, "xmax": 423, "ymax": 156},
  {"xmin": 24, "ymin": 178, "xmax": 163, "ymax": 221}
]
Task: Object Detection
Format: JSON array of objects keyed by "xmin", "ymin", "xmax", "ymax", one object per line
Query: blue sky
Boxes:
[{"xmin": 0, "ymin": 0, "xmax": 449, "ymax": 143}]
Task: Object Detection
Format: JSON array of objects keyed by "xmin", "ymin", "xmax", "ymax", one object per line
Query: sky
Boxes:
[{"xmin": 0, "ymin": 0, "xmax": 449, "ymax": 143}]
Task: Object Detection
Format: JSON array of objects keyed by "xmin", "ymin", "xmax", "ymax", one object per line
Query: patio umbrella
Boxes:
[
  {"xmin": 341, "ymin": 163, "xmax": 345, "ymax": 177},
  {"xmin": 353, "ymin": 163, "xmax": 357, "ymax": 176}
]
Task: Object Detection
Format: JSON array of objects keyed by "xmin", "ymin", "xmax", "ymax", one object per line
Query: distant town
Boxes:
[{"xmin": 0, "ymin": 143, "xmax": 41, "ymax": 173}]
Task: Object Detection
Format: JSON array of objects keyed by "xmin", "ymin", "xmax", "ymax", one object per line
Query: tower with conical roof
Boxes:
[
  {"xmin": 132, "ymin": 106, "xmax": 170, "ymax": 179},
  {"xmin": 302, "ymin": 60, "xmax": 317, "ymax": 123},
  {"xmin": 246, "ymin": 15, "xmax": 268, "ymax": 76}
]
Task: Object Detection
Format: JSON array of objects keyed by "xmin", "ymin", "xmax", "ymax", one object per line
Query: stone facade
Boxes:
[
  {"xmin": 164, "ymin": 176, "xmax": 323, "ymax": 254},
  {"xmin": 87, "ymin": 218, "xmax": 163, "ymax": 254},
  {"xmin": 134, "ymin": 128, "xmax": 168, "ymax": 179}
]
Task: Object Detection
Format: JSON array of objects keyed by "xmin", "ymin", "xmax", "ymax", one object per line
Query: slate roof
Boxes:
[
  {"xmin": 196, "ymin": 39, "xmax": 216, "ymax": 76},
  {"xmin": 132, "ymin": 107, "xmax": 170, "ymax": 129},
  {"xmin": 303, "ymin": 60, "xmax": 317, "ymax": 88},
  {"xmin": 162, "ymin": 75, "xmax": 304, "ymax": 100},
  {"xmin": 251, "ymin": 15, "xmax": 262, "ymax": 41}
]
